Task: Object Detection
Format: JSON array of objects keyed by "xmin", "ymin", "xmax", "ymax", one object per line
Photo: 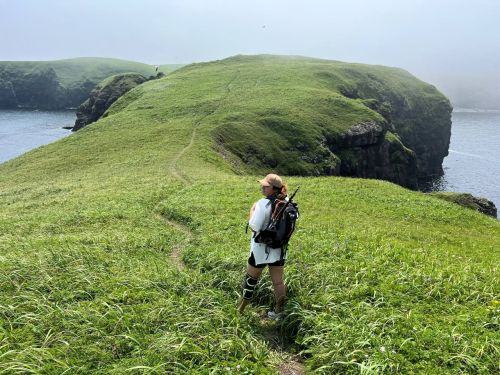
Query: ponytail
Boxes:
[{"xmin": 276, "ymin": 183, "xmax": 288, "ymax": 200}]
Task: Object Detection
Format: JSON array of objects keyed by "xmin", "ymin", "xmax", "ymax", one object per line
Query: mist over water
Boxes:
[{"xmin": 0, "ymin": 110, "xmax": 74, "ymax": 164}]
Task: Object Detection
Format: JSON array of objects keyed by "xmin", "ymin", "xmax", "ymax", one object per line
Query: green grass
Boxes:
[
  {"xmin": 0, "ymin": 58, "xmax": 185, "ymax": 110},
  {"xmin": 0, "ymin": 57, "xmax": 182, "ymax": 87},
  {"xmin": 104, "ymin": 55, "xmax": 448, "ymax": 179},
  {"xmin": 0, "ymin": 55, "xmax": 498, "ymax": 374}
]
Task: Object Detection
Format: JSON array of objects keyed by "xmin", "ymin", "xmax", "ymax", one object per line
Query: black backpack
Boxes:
[{"xmin": 254, "ymin": 187, "xmax": 299, "ymax": 249}]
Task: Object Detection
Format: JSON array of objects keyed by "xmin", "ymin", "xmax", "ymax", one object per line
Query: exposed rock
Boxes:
[
  {"xmin": 65, "ymin": 78, "xmax": 99, "ymax": 109},
  {"xmin": 335, "ymin": 123, "xmax": 418, "ymax": 188},
  {"xmin": 473, "ymin": 197, "xmax": 497, "ymax": 218},
  {"xmin": 343, "ymin": 74, "xmax": 453, "ymax": 181},
  {"xmin": 0, "ymin": 58, "xmax": 162, "ymax": 110},
  {"xmin": 341, "ymin": 121, "xmax": 384, "ymax": 147},
  {"xmin": 429, "ymin": 192, "xmax": 497, "ymax": 218},
  {"xmin": 73, "ymin": 73, "xmax": 147, "ymax": 131},
  {"xmin": 0, "ymin": 66, "xmax": 69, "ymax": 109},
  {"xmin": 214, "ymin": 56, "xmax": 452, "ymax": 188},
  {"xmin": 14, "ymin": 66, "xmax": 67, "ymax": 109},
  {"xmin": 0, "ymin": 77, "xmax": 17, "ymax": 108},
  {"xmin": 336, "ymin": 81, "xmax": 452, "ymax": 186}
]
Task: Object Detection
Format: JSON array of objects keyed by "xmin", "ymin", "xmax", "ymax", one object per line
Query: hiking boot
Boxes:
[{"xmin": 267, "ymin": 310, "xmax": 284, "ymax": 321}]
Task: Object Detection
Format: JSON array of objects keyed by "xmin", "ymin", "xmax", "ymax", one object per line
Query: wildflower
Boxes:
[{"xmin": 380, "ymin": 346, "xmax": 386, "ymax": 352}]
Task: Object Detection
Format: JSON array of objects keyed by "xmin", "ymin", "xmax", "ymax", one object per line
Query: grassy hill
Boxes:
[
  {"xmin": 0, "ymin": 57, "xmax": 183, "ymax": 109},
  {"xmin": 73, "ymin": 72, "xmax": 150, "ymax": 131},
  {"xmin": 0, "ymin": 55, "xmax": 498, "ymax": 374},
  {"xmin": 105, "ymin": 54, "xmax": 451, "ymax": 184},
  {"xmin": 0, "ymin": 57, "xmax": 181, "ymax": 86}
]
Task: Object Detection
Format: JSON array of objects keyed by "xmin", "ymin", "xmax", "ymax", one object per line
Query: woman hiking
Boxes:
[{"xmin": 238, "ymin": 173, "xmax": 289, "ymax": 319}]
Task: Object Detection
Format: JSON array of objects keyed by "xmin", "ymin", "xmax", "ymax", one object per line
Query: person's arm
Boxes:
[
  {"xmin": 248, "ymin": 200, "xmax": 267, "ymax": 232},
  {"xmin": 249, "ymin": 202, "xmax": 257, "ymax": 220}
]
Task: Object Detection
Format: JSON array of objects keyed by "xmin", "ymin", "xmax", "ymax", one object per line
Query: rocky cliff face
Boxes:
[
  {"xmin": 208, "ymin": 56, "xmax": 452, "ymax": 190},
  {"xmin": 328, "ymin": 96, "xmax": 451, "ymax": 188},
  {"xmin": 0, "ymin": 78, "xmax": 17, "ymax": 108},
  {"xmin": 0, "ymin": 58, "xmax": 161, "ymax": 110},
  {"xmin": 0, "ymin": 66, "xmax": 68, "ymax": 109},
  {"xmin": 339, "ymin": 72, "xmax": 453, "ymax": 181},
  {"xmin": 73, "ymin": 73, "xmax": 147, "ymax": 131},
  {"xmin": 332, "ymin": 121, "xmax": 418, "ymax": 188}
]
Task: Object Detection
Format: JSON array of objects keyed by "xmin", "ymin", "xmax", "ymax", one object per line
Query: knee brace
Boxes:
[{"xmin": 242, "ymin": 274, "xmax": 258, "ymax": 300}]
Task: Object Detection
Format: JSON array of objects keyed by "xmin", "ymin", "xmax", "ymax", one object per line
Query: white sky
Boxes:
[{"xmin": 1, "ymin": 0, "xmax": 499, "ymax": 107}]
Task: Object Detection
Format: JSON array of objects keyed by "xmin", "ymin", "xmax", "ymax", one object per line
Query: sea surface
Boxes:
[
  {"xmin": 0, "ymin": 109, "xmax": 498, "ymax": 206},
  {"xmin": 422, "ymin": 110, "xmax": 500, "ymax": 206},
  {"xmin": 0, "ymin": 109, "xmax": 74, "ymax": 164}
]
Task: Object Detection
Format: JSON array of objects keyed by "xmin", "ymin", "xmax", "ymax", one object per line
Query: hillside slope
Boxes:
[
  {"xmin": 73, "ymin": 72, "xmax": 149, "ymax": 131},
  {"xmin": 0, "ymin": 55, "xmax": 497, "ymax": 374},
  {"xmin": 105, "ymin": 54, "xmax": 451, "ymax": 185},
  {"xmin": 0, "ymin": 57, "xmax": 182, "ymax": 109}
]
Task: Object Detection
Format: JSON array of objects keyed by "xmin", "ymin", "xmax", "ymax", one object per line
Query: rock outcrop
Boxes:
[
  {"xmin": 338, "ymin": 72, "xmax": 453, "ymax": 181},
  {"xmin": 0, "ymin": 66, "xmax": 67, "ymax": 109},
  {"xmin": 333, "ymin": 122, "xmax": 418, "ymax": 188},
  {"xmin": 0, "ymin": 77, "xmax": 17, "ymax": 108},
  {"xmin": 341, "ymin": 121, "xmax": 384, "ymax": 147},
  {"xmin": 73, "ymin": 73, "xmax": 147, "ymax": 131},
  {"xmin": 429, "ymin": 192, "xmax": 497, "ymax": 218},
  {"xmin": 18, "ymin": 66, "xmax": 67, "ymax": 110},
  {"xmin": 209, "ymin": 55, "xmax": 452, "ymax": 190}
]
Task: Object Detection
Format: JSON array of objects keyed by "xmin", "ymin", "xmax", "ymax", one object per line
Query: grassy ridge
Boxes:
[
  {"xmin": 0, "ymin": 57, "xmax": 182, "ymax": 86},
  {"xmin": 0, "ymin": 55, "xmax": 498, "ymax": 373},
  {"xmin": 0, "ymin": 57, "xmax": 184, "ymax": 110},
  {"xmin": 126, "ymin": 54, "xmax": 448, "ymax": 177}
]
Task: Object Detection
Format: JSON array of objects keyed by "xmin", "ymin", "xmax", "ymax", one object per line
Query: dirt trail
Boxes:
[
  {"xmin": 257, "ymin": 313, "xmax": 306, "ymax": 375},
  {"xmin": 168, "ymin": 70, "xmax": 240, "ymax": 184},
  {"xmin": 156, "ymin": 214, "xmax": 192, "ymax": 271},
  {"xmin": 163, "ymin": 71, "xmax": 240, "ymax": 268},
  {"xmin": 158, "ymin": 70, "xmax": 306, "ymax": 372},
  {"xmin": 169, "ymin": 128, "xmax": 197, "ymax": 185}
]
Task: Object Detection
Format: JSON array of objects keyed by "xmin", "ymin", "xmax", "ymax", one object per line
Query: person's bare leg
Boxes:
[
  {"xmin": 269, "ymin": 265, "xmax": 285, "ymax": 313},
  {"xmin": 238, "ymin": 264, "xmax": 264, "ymax": 314}
]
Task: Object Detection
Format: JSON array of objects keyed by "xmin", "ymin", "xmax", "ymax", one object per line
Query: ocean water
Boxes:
[
  {"xmin": 423, "ymin": 110, "xmax": 500, "ymax": 206},
  {"xmin": 0, "ymin": 109, "xmax": 498, "ymax": 206},
  {"xmin": 0, "ymin": 109, "xmax": 74, "ymax": 164}
]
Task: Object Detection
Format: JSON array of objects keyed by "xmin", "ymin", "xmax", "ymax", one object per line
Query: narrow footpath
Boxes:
[{"xmin": 156, "ymin": 71, "xmax": 305, "ymax": 374}]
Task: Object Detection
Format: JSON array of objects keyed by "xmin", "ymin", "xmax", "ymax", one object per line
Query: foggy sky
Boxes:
[{"xmin": 1, "ymin": 0, "xmax": 499, "ymax": 108}]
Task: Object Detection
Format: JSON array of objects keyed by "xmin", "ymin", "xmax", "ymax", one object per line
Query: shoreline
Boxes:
[{"xmin": 0, "ymin": 109, "xmax": 75, "ymax": 164}]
